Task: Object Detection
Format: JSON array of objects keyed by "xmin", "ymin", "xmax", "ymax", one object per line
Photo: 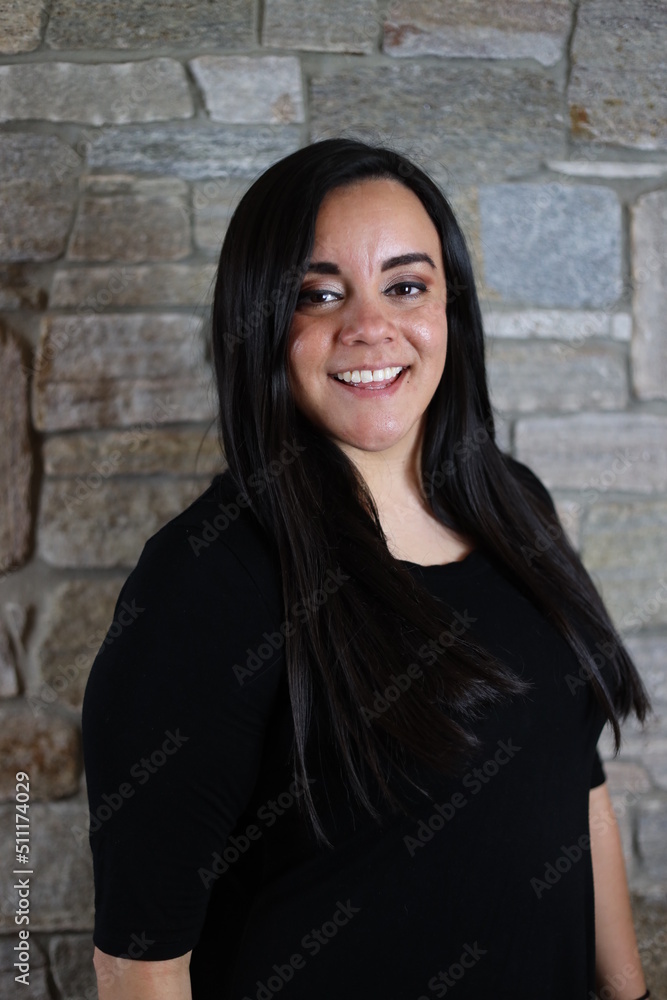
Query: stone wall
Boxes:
[{"xmin": 0, "ymin": 1, "xmax": 666, "ymax": 994}]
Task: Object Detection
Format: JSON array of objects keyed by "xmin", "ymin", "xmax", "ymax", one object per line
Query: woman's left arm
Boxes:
[{"xmin": 590, "ymin": 782, "xmax": 648, "ymax": 999}]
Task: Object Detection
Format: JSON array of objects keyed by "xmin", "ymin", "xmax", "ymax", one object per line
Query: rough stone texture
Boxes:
[
  {"xmin": 384, "ymin": 0, "xmax": 571, "ymax": 66},
  {"xmin": 569, "ymin": 0, "xmax": 667, "ymax": 150},
  {"xmin": 0, "ymin": 803, "xmax": 94, "ymax": 931},
  {"xmin": 68, "ymin": 177, "xmax": 191, "ymax": 263},
  {"xmin": 32, "ymin": 313, "xmax": 213, "ymax": 431},
  {"xmin": 624, "ymin": 634, "xmax": 667, "ymax": 706},
  {"xmin": 44, "ymin": 428, "xmax": 222, "ymax": 477},
  {"xmin": 549, "ymin": 160, "xmax": 667, "ymax": 179},
  {"xmin": 0, "ymin": 58, "xmax": 192, "ymax": 125},
  {"xmin": 49, "ymin": 934, "xmax": 97, "ymax": 1000},
  {"xmin": 479, "ymin": 184, "xmax": 622, "ymax": 308},
  {"xmin": 263, "ymin": 0, "xmax": 379, "ymax": 53},
  {"xmin": 633, "ymin": 894, "xmax": 667, "ymax": 991},
  {"xmin": 514, "ymin": 415, "xmax": 667, "ymax": 494},
  {"xmin": 194, "ymin": 179, "xmax": 246, "ymax": 252},
  {"xmin": 637, "ymin": 798, "xmax": 667, "ymax": 884},
  {"xmin": 0, "ymin": 705, "xmax": 80, "ymax": 801},
  {"xmin": 487, "ymin": 342, "xmax": 628, "ymax": 413},
  {"xmin": 0, "ymin": 264, "xmax": 49, "ymax": 309},
  {"xmin": 631, "ymin": 190, "xmax": 667, "ymax": 401},
  {"xmin": 190, "ymin": 56, "xmax": 304, "ymax": 124},
  {"xmin": 33, "ymin": 579, "xmax": 124, "ymax": 712},
  {"xmin": 88, "ymin": 124, "xmax": 301, "ymax": 180},
  {"xmin": 0, "ymin": 329, "xmax": 33, "ymax": 573},
  {"xmin": 0, "ymin": 0, "xmax": 44, "ymax": 53},
  {"xmin": 51, "ymin": 262, "xmax": 216, "ymax": 308},
  {"xmin": 581, "ymin": 500, "xmax": 667, "ymax": 632},
  {"xmin": 309, "ymin": 65, "xmax": 564, "ymax": 186},
  {"xmin": 0, "ymin": 134, "xmax": 79, "ymax": 261},
  {"xmin": 0, "ymin": 935, "xmax": 49, "ymax": 998},
  {"xmin": 484, "ymin": 309, "xmax": 631, "ymax": 342},
  {"xmin": 0, "ymin": 622, "xmax": 19, "ymax": 698},
  {"xmin": 38, "ymin": 477, "xmax": 208, "ymax": 568},
  {"xmin": 46, "ymin": 0, "xmax": 253, "ymax": 49}
]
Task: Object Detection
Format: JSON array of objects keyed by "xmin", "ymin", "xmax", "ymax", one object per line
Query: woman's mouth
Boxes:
[{"xmin": 329, "ymin": 366, "xmax": 408, "ymax": 391}]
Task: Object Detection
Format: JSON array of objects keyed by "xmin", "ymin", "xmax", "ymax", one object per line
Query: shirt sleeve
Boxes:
[
  {"xmin": 82, "ymin": 517, "xmax": 286, "ymax": 961},
  {"xmin": 590, "ymin": 749, "xmax": 607, "ymax": 789}
]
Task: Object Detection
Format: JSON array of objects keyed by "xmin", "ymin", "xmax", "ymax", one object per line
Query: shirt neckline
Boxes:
[{"xmin": 398, "ymin": 547, "xmax": 488, "ymax": 576}]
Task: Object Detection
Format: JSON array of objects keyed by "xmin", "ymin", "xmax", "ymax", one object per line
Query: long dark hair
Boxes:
[{"xmin": 211, "ymin": 138, "xmax": 650, "ymax": 846}]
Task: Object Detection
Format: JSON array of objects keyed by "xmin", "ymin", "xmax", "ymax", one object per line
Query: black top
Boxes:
[{"xmin": 82, "ymin": 464, "xmax": 610, "ymax": 999}]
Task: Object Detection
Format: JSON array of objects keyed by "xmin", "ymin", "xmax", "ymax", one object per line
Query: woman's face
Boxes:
[{"xmin": 287, "ymin": 178, "xmax": 448, "ymax": 462}]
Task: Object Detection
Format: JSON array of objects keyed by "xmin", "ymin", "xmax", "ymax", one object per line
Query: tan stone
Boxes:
[
  {"xmin": 51, "ymin": 263, "xmax": 216, "ymax": 308},
  {"xmin": 190, "ymin": 56, "xmax": 304, "ymax": 124},
  {"xmin": 0, "ymin": 622, "xmax": 19, "ymax": 698},
  {"xmin": 194, "ymin": 180, "xmax": 244, "ymax": 252},
  {"xmin": 44, "ymin": 428, "xmax": 222, "ymax": 478},
  {"xmin": 632, "ymin": 191, "xmax": 667, "ymax": 400},
  {"xmin": 384, "ymin": 0, "xmax": 571, "ymax": 65},
  {"xmin": 0, "ymin": 705, "xmax": 80, "ymax": 801},
  {"xmin": 49, "ymin": 936, "xmax": 97, "ymax": 1000},
  {"xmin": 0, "ymin": 264, "xmax": 48, "ymax": 309},
  {"xmin": 0, "ymin": 0, "xmax": 44, "ymax": 53},
  {"xmin": 0, "ymin": 328, "xmax": 32, "ymax": 572},
  {"xmin": 68, "ymin": 177, "xmax": 191, "ymax": 263},
  {"xmin": 38, "ymin": 477, "xmax": 209, "ymax": 568}
]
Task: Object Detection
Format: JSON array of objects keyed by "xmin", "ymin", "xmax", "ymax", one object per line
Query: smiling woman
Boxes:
[{"xmin": 83, "ymin": 139, "xmax": 651, "ymax": 1000}]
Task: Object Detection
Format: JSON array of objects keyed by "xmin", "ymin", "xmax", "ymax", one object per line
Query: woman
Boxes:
[{"xmin": 84, "ymin": 139, "xmax": 651, "ymax": 999}]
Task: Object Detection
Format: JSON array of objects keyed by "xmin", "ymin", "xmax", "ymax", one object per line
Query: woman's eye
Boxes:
[
  {"xmin": 387, "ymin": 281, "xmax": 427, "ymax": 297},
  {"xmin": 296, "ymin": 289, "xmax": 340, "ymax": 305}
]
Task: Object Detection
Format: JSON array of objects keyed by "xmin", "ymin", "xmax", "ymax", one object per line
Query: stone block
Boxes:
[
  {"xmin": 51, "ymin": 262, "xmax": 216, "ymax": 309},
  {"xmin": 0, "ymin": 622, "xmax": 19, "ymax": 698},
  {"xmin": 38, "ymin": 477, "xmax": 208, "ymax": 568},
  {"xmin": 514, "ymin": 414, "xmax": 667, "ymax": 493},
  {"xmin": 68, "ymin": 177, "xmax": 190, "ymax": 263},
  {"xmin": 549, "ymin": 160, "xmax": 667, "ymax": 180},
  {"xmin": 309, "ymin": 65, "xmax": 564, "ymax": 186},
  {"xmin": 0, "ymin": 264, "xmax": 48, "ymax": 309},
  {"xmin": 632, "ymin": 894, "xmax": 667, "ymax": 991},
  {"xmin": 0, "ymin": 134, "xmax": 79, "ymax": 261},
  {"xmin": 624, "ymin": 634, "xmax": 667, "ymax": 706},
  {"xmin": 194, "ymin": 180, "xmax": 245, "ymax": 252},
  {"xmin": 88, "ymin": 124, "xmax": 301, "ymax": 180},
  {"xmin": 479, "ymin": 184, "xmax": 622, "ymax": 308},
  {"xmin": 43, "ymin": 428, "xmax": 222, "ymax": 478},
  {"xmin": 0, "ymin": 329, "xmax": 32, "ymax": 573},
  {"xmin": 191, "ymin": 56, "xmax": 304, "ymax": 124},
  {"xmin": 384, "ymin": 0, "xmax": 571, "ymax": 66},
  {"xmin": 0, "ymin": 802, "xmax": 94, "ymax": 931},
  {"xmin": 637, "ymin": 798, "xmax": 667, "ymax": 883},
  {"xmin": 263, "ymin": 0, "xmax": 378, "ymax": 53},
  {"xmin": 631, "ymin": 191, "xmax": 667, "ymax": 401},
  {"xmin": 0, "ymin": 935, "xmax": 49, "ymax": 998},
  {"xmin": 581, "ymin": 500, "xmax": 667, "ymax": 633},
  {"xmin": 0, "ymin": 704, "xmax": 80, "ymax": 801},
  {"xmin": 32, "ymin": 313, "xmax": 213, "ymax": 431},
  {"xmin": 569, "ymin": 0, "xmax": 667, "ymax": 150},
  {"xmin": 33, "ymin": 579, "xmax": 124, "ymax": 713},
  {"xmin": 484, "ymin": 310, "xmax": 631, "ymax": 342},
  {"xmin": 0, "ymin": 0, "xmax": 44, "ymax": 53},
  {"xmin": 49, "ymin": 935, "xmax": 97, "ymax": 1000},
  {"xmin": 46, "ymin": 0, "xmax": 253, "ymax": 49},
  {"xmin": 0, "ymin": 58, "xmax": 192, "ymax": 125},
  {"xmin": 487, "ymin": 342, "xmax": 627, "ymax": 413}
]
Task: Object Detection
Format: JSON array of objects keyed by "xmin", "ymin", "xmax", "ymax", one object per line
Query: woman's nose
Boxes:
[{"xmin": 337, "ymin": 295, "xmax": 394, "ymax": 345}]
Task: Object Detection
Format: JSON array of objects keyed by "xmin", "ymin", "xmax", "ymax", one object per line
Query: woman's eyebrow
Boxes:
[{"xmin": 305, "ymin": 252, "xmax": 437, "ymax": 275}]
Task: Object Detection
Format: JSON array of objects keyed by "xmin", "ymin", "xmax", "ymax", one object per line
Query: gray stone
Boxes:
[
  {"xmin": 0, "ymin": 134, "xmax": 79, "ymax": 261},
  {"xmin": 44, "ymin": 428, "xmax": 222, "ymax": 477},
  {"xmin": 0, "ymin": 264, "xmax": 49, "ymax": 309},
  {"xmin": 484, "ymin": 309, "xmax": 631, "ymax": 342},
  {"xmin": 514, "ymin": 414, "xmax": 667, "ymax": 494},
  {"xmin": 51, "ymin": 263, "xmax": 216, "ymax": 309},
  {"xmin": 0, "ymin": 622, "xmax": 19, "ymax": 698},
  {"xmin": 0, "ymin": 0, "xmax": 44, "ymax": 53},
  {"xmin": 0, "ymin": 802, "xmax": 94, "ymax": 931},
  {"xmin": 190, "ymin": 56, "xmax": 304, "ymax": 124},
  {"xmin": 309, "ymin": 64, "xmax": 564, "ymax": 186},
  {"xmin": 384, "ymin": 0, "xmax": 571, "ymax": 66},
  {"xmin": 632, "ymin": 191, "xmax": 667, "ymax": 401},
  {"xmin": 49, "ymin": 935, "xmax": 97, "ymax": 1000},
  {"xmin": 569, "ymin": 0, "xmax": 667, "ymax": 150},
  {"xmin": 32, "ymin": 313, "xmax": 212, "ymax": 431},
  {"xmin": 38, "ymin": 477, "xmax": 208, "ymax": 568},
  {"xmin": 581, "ymin": 500, "xmax": 667, "ymax": 633},
  {"xmin": 68, "ymin": 177, "xmax": 191, "ymax": 263},
  {"xmin": 549, "ymin": 160, "xmax": 667, "ymax": 179},
  {"xmin": 479, "ymin": 184, "xmax": 622, "ymax": 308},
  {"xmin": 633, "ymin": 894, "xmax": 667, "ymax": 992},
  {"xmin": 554, "ymin": 498, "xmax": 582, "ymax": 551},
  {"xmin": 193, "ymin": 179, "xmax": 245, "ymax": 252},
  {"xmin": 638, "ymin": 798, "xmax": 667, "ymax": 884},
  {"xmin": 33, "ymin": 579, "xmax": 124, "ymax": 712},
  {"xmin": 0, "ymin": 704, "xmax": 80, "ymax": 801},
  {"xmin": 0, "ymin": 935, "xmax": 49, "ymax": 998},
  {"xmin": 0, "ymin": 329, "xmax": 32, "ymax": 573},
  {"xmin": 263, "ymin": 0, "xmax": 379, "ymax": 53},
  {"xmin": 46, "ymin": 0, "xmax": 253, "ymax": 49},
  {"xmin": 624, "ymin": 633, "xmax": 667, "ymax": 708},
  {"xmin": 87, "ymin": 124, "xmax": 301, "ymax": 180},
  {"xmin": 0, "ymin": 58, "xmax": 192, "ymax": 125},
  {"xmin": 487, "ymin": 341, "xmax": 628, "ymax": 413}
]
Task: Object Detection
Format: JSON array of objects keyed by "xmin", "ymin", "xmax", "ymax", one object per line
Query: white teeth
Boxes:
[{"xmin": 334, "ymin": 366, "xmax": 404, "ymax": 384}]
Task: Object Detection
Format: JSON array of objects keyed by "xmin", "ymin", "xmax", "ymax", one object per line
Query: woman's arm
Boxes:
[
  {"xmin": 589, "ymin": 782, "xmax": 647, "ymax": 999},
  {"xmin": 94, "ymin": 947, "xmax": 192, "ymax": 1000}
]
